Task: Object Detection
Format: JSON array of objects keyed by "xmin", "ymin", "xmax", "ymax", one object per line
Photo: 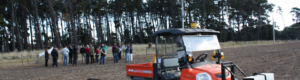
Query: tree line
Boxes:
[{"xmin": 0, "ymin": 0, "xmax": 299, "ymax": 52}]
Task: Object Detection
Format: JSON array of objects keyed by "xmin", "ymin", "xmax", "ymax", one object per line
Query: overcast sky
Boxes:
[{"xmin": 268, "ymin": 0, "xmax": 300, "ymax": 30}]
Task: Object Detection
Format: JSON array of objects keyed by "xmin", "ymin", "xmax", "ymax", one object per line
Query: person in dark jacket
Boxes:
[
  {"xmin": 118, "ymin": 43, "xmax": 122, "ymax": 59},
  {"xmin": 68, "ymin": 45, "xmax": 73, "ymax": 64},
  {"xmin": 112, "ymin": 43, "xmax": 119, "ymax": 63},
  {"xmin": 51, "ymin": 47, "xmax": 59, "ymax": 67},
  {"xmin": 45, "ymin": 47, "xmax": 50, "ymax": 67},
  {"xmin": 80, "ymin": 45, "xmax": 86, "ymax": 63},
  {"xmin": 73, "ymin": 45, "xmax": 78, "ymax": 66}
]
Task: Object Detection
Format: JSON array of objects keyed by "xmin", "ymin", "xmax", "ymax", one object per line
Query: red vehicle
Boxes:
[{"xmin": 126, "ymin": 28, "xmax": 274, "ymax": 80}]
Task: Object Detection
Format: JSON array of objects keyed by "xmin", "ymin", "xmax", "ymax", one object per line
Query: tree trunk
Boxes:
[
  {"xmin": 34, "ymin": 0, "xmax": 43, "ymax": 49},
  {"xmin": 61, "ymin": 15, "xmax": 64, "ymax": 46},
  {"xmin": 106, "ymin": 3, "xmax": 111, "ymax": 45},
  {"xmin": 45, "ymin": 18, "xmax": 49, "ymax": 48},
  {"xmin": 99, "ymin": 13, "xmax": 103, "ymax": 44},
  {"xmin": 29, "ymin": 14, "xmax": 33, "ymax": 50},
  {"xmin": 67, "ymin": 18, "xmax": 71, "ymax": 45},
  {"xmin": 70, "ymin": 13, "xmax": 77, "ymax": 45},
  {"xmin": 47, "ymin": 0, "xmax": 61, "ymax": 48},
  {"xmin": 15, "ymin": 14, "xmax": 22, "ymax": 51},
  {"xmin": 130, "ymin": 12, "xmax": 135, "ymax": 44},
  {"xmin": 10, "ymin": 0, "xmax": 15, "ymax": 51},
  {"xmin": 137, "ymin": 12, "xmax": 144, "ymax": 43},
  {"xmin": 68, "ymin": 1, "xmax": 77, "ymax": 46},
  {"xmin": 22, "ymin": 12, "xmax": 28, "ymax": 50}
]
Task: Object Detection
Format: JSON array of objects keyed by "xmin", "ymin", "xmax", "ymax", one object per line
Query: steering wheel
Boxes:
[{"xmin": 195, "ymin": 53, "xmax": 208, "ymax": 62}]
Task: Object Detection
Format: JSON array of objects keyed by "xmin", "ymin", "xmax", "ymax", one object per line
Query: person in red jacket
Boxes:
[
  {"xmin": 85, "ymin": 45, "xmax": 90, "ymax": 65},
  {"xmin": 95, "ymin": 46, "xmax": 100, "ymax": 63}
]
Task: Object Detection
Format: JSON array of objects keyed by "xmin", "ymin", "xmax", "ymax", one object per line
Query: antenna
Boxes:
[{"xmin": 181, "ymin": 0, "xmax": 184, "ymax": 29}]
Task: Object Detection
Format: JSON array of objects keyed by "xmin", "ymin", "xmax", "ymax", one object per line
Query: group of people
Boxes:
[
  {"xmin": 112, "ymin": 43, "xmax": 133, "ymax": 63},
  {"xmin": 79, "ymin": 44, "xmax": 108, "ymax": 65},
  {"xmin": 44, "ymin": 43, "xmax": 133, "ymax": 67}
]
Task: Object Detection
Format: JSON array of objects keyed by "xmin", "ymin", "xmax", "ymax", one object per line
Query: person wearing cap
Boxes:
[
  {"xmin": 51, "ymin": 47, "xmax": 59, "ymax": 67},
  {"xmin": 85, "ymin": 45, "xmax": 91, "ymax": 64},
  {"xmin": 62, "ymin": 46, "xmax": 70, "ymax": 66}
]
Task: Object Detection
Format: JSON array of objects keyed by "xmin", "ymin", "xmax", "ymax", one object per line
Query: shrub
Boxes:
[
  {"xmin": 11, "ymin": 56, "xmax": 20, "ymax": 59},
  {"xmin": 2, "ymin": 56, "xmax": 9, "ymax": 59}
]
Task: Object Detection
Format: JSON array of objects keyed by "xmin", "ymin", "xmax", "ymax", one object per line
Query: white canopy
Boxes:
[
  {"xmin": 38, "ymin": 47, "xmax": 53, "ymax": 58},
  {"xmin": 182, "ymin": 35, "xmax": 221, "ymax": 51}
]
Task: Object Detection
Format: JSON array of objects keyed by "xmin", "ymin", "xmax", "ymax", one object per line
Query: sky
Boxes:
[{"xmin": 268, "ymin": 0, "xmax": 300, "ymax": 30}]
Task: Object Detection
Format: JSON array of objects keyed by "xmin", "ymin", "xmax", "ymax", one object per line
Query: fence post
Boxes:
[
  {"xmin": 27, "ymin": 54, "xmax": 28, "ymax": 64},
  {"xmin": 21, "ymin": 54, "xmax": 23, "ymax": 65},
  {"xmin": 241, "ymin": 42, "xmax": 242, "ymax": 47},
  {"xmin": 146, "ymin": 48, "xmax": 148, "ymax": 55},
  {"xmin": 0, "ymin": 53, "xmax": 2, "ymax": 60}
]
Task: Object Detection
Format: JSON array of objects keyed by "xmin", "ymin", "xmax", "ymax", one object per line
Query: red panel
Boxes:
[{"xmin": 126, "ymin": 63, "xmax": 154, "ymax": 78}]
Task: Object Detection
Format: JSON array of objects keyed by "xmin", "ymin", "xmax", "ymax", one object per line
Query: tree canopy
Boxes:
[{"xmin": 0, "ymin": 0, "xmax": 297, "ymax": 52}]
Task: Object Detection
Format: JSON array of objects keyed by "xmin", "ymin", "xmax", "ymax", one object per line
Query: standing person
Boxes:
[
  {"xmin": 85, "ymin": 45, "xmax": 91, "ymax": 64},
  {"xmin": 80, "ymin": 45, "xmax": 86, "ymax": 63},
  {"xmin": 62, "ymin": 46, "xmax": 70, "ymax": 66},
  {"xmin": 130, "ymin": 44, "xmax": 133, "ymax": 62},
  {"xmin": 125, "ymin": 44, "xmax": 130, "ymax": 63},
  {"xmin": 68, "ymin": 45, "xmax": 73, "ymax": 64},
  {"xmin": 73, "ymin": 45, "xmax": 78, "ymax": 66},
  {"xmin": 112, "ymin": 43, "xmax": 119, "ymax": 63},
  {"xmin": 100, "ymin": 46, "xmax": 106, "ymax": 64},
  {"xmin": 90, "ymin": 45, "xmax": 95, "ymax": 64},
  {"xmin": 51, "ymin": 47, "xmax": 59, "ymax": 67},
  {"xmin": 45, "ymin": 47, "xmax": 50, "ymax": 67},
  {"xmin": 95, "ymin": 46, "xmax": 100, "ymax": 63},
  {"xmin": 102, "ymin": 44, "xmax": 107, "ymax": 63},
  {"xmin": 118, "ymin": 43, "xmax": 122, "ymax": 59}
]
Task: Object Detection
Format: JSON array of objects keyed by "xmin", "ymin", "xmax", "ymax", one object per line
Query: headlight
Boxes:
[{"xmin": 196, "ymin": 72, "xmax": 212, "ymax": 80}]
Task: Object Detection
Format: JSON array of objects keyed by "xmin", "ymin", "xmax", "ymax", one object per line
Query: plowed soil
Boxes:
[{"xmin": 1, "ymin": 42, "xmax": 300, "ymax": 80}]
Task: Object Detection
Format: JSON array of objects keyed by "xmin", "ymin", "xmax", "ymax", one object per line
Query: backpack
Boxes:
[{"xmin": 113, "ymin": 46, "xmax": 119, "ymax": 52}]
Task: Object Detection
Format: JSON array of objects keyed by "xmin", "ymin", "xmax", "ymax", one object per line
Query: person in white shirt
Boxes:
[{"xmin": 62, "ymin": 46, "xmax": 70, "ymax": 66}]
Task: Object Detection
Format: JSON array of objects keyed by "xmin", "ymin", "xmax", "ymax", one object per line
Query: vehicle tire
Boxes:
[
  {"xmin": 131, "ymin": 77, "xmax": 153, "ymax": 80},
  {"xmin": 234, "ymin": 77, "xmax": 239, "ymax": 80}
]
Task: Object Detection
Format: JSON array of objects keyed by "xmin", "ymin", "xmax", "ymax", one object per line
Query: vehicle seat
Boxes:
[{"xmin": 161, "ymin": 58, "xmax": 181, "ymax": 79}]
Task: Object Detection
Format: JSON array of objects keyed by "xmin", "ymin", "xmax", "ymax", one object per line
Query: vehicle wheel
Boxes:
[
  {"xmin": 131, "ymin": 77, "xmax": 153, "ymax": 80},
  {"xmin": 234, "ymin": 77, "xmax": 239, "ymax": 80}
]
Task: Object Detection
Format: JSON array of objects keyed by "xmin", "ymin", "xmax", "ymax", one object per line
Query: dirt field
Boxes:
[{"xmin": 1, "ymin": 42, "xmax": 300, "ymax": 80}]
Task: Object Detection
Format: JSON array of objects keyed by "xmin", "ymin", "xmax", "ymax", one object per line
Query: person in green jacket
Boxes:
[
  {"xmin": 102, "ymin": 44, "xmax": 107, "ymax": 62},
  {"xmin": 90, "ymin": 44, "xmax": 95, "ymax": 64}
]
